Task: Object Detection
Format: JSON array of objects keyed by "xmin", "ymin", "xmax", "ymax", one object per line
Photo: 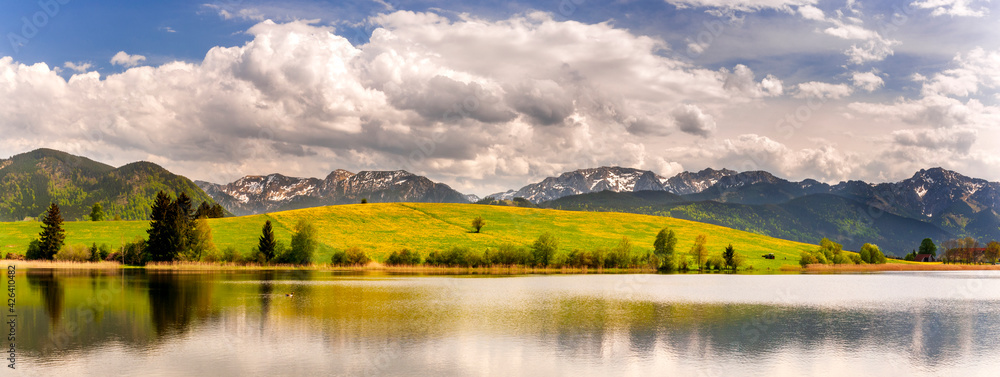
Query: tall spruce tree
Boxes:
[
  {"xmin": 39, "ymin": 203, "xmax": 65, "ymax": 260},
  {"xmin": 147, "ymin": 191, "xmax": 184, "ymax": 262},
  {"xmin": 258, "ymin": 220, "xmax": 277, "ymax": 262}
]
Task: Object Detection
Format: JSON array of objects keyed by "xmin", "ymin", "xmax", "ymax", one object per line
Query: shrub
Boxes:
[
  {"xmin": 276, "ymin": 220, "xmax": 316, "ymax": 265},
  {"xmin": 220, "ymin": 246, "xmax": 242, "ymax": 263},
  {"xmin": 707, "ymin": 256, "xmax": 725, "ymax": 271},
  {"xmin": 471, "ymin": 215, "xmax": 486, "ymax": 233},
  {"xmin": 531, "ymin": 233, "xmax": 558, "ymax": 267},
  {"xmin": 799, "ymin": 251, "xmax": 818, "ymax": 267},
  {"xmin": 483, "ymin": 243, "xmax": 531, "ymax": 266},
  {"xmin": 121, "ymin": 238, "xmax": 148, "ymax": 266},
  {"xmin": 426, "ymin": 246, "xmax": 479, "ymax": 267},
  {"xmin": 386, "ymin": 249, "xmax": 421, "ymax": 265},
  {"xmin": 25, "ymin": 239, "xmax": 43, "ymax": 260},
  {"xmin": 55, "ymin": 244, "xmax": 91, "ymax": 262},
  {"xmin": 4, "ymin": 252, "xmax": 24, "ymax": 260},
  {"xmin": 331, "ymin": 247, "xmax": 371, "ymax": 266}
]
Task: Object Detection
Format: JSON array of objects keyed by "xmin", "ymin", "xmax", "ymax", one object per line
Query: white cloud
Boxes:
[
  {"xmin": 161, "ymin": 26, "xmax": 177, "ymax": 33},
  {"xmin": 1, "ymin": 13, "xmax": 781, "ymax": 191},
  {"xmin": 720, "ymin": 64, "xmax": 784, "ymax": 98},
  {"xmin": 891, "ymin": 127, "xmax": 977, "ymax": 153},
  {"xmin": 844, "ymin": 37, "xmax": 899, "ymax": 64},
  {"xmin": 110, "ymin": 51, "xmax": 146, "ymax": 67},
  {"xmin": 921, "ymin": 47, "xmax": 1000, "ymax": 97},
  {"xmin": 798, "ymin": 5, "xmax": 826, "ymax": 20},
  {"xmin": 795, "ymin": 81, "xmax": 853, "ymax": 99},
  {"xmin": 63, "ymin": 61, "xmax": 92, "ymax": 73},
  {"xmin": 850, "ymin": 47, "xmax": 1000, "ymax": 130},
  {"xmin": 202, "ymin": 4, "xmax": 265, "ymax": 21},
  {"xmin": 912, "ymin": 0, "xmax": 989, "ymax": 17},
  {"xmin": 851, "ymin": 71, "xmax": 884, "ymax": 92},
  {"xmin": 672, "ymin": 104, "xmax": 717, "ymax": 137},
  {"xmin": 668, "ymin": 134, "xmax": 857, "ymax": 182},
  {"xmin": 665, "ymin": 0, "xmax": 817, "ymax": 12}
]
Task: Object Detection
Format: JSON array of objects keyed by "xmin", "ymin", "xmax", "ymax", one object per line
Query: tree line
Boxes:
[
  {"xmin": 334, "ymin": 222, "xmax": 748, "ymax": 272},
  {"xmin": 798, "ymin": 238, "xmax": 886, "ymax": 267},
  {"xmin": 14, "ymin": 192, "xmax": 314, "ymax": 266}
]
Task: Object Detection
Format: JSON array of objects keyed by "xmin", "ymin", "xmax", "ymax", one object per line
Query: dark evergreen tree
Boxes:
[
  {"xmin": 194, "ymin": 201, "xmax": 226, "ymax": 219},
  {"xmin": 89, "ymin": 203, "xmax": 104, "ymax": 221},
  {"xmin": 147, "ymin": 191, "xmax": 182, "ymax": 262},
  {"xmin": 39, "ymin": 203, "xmax": 65, "ymax": 260},
  {"xmin": 210, "ymin": 204, "xmax": 225, "ymax": 218},
  {"xmin": 258, "ymin": 220, "xmax": 277, "ymax": 262},
  {"xmin": 723, "ymin": 244, "xmax": 737, "ymax": 270},
  {"xmin": 195, "ymin": 201, "xmax": 213, "ymax": 219}
]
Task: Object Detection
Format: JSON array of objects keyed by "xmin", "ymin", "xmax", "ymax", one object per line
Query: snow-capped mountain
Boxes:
[
  {"xmin": 662, "ymin": 168, "xmax": 738, "ymax": 195},
  {"xmin": 198, "ymin": 169, "xmax": 469, "ymax": 215},
  {"xmin": 487, "ymin": 167, "xmax": 667, "ymax": 203},
  {"xmin": 832, "ymin": 167, "xmax": 1000, "ymax": 220},
  {"xmin": 485, "ymin": 167, "xmax": 741, "ymax": 203}
]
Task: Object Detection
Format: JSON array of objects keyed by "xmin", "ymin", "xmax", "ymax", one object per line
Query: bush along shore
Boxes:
[{"xmin": 7, "ymin": 195, "xmax": 996, "ymax": 273}]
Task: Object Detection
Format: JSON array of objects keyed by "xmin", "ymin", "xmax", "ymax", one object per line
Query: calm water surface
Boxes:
[{"xmin": 11, "ymin": 268, "xmax": 1000, "ymax": 376}]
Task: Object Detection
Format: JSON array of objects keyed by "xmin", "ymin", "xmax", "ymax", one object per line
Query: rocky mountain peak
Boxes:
[{"xmin": 663, "ymin": 168, "xmax": 738, "ymax": 195}]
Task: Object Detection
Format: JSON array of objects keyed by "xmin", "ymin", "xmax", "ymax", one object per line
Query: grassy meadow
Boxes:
[{"xmin": 1, "ymin": 203, "xmax": 826, "ymax": 270}]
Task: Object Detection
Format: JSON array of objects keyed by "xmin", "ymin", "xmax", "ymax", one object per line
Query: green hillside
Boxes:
[
  {"xmin": 0, "ymin": 148, "xmax": 220, "ymax": 221},
  {"xmin": 544, "ymin": 191, "xmax": 951, "ymax": 256},
  {"xmin": 1, "ymin": 203, "xmax": 818, "ymax": 270}
]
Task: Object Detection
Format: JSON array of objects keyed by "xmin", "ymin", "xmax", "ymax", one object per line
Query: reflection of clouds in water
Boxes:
[{"xmin": 15, "ymin": 272, "xmax": 1000, "ymax": 376}]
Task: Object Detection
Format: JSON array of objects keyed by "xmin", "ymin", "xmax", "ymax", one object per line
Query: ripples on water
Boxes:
[{"xmin": 13, "ymin": 269, "xmax": 1000, "ymax": 376}]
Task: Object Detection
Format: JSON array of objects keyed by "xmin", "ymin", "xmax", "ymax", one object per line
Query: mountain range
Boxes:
[
  {"xmin": 0, "ymin": 149, "xmax": 217, "ymax": 221},
  {"xmin": 2, "ymin": 148, "xmax": 997, "ymax": 255},
  {"xmin": 195, "ymin": 170, "xmax": 469, "ymax": 216},
  {"xmin": 527, "ymin": 167, "xmax": 1000, "ymax": 254}
]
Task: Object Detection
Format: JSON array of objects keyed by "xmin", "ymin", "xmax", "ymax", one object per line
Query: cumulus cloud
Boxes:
[
  {"xmin": 891, "ymin": 127, "xmax": 977, "ymax": 154},
  {"xmin": 665, "ymin": 0, "xmax": 817, "ymax": 12},
  {"xmin": 912, "ymin": 0, "xmax": 989, "ymax": 17},
  {"xmin": 1, "ymin": 13, "xmax": 783, "ymax": 192},
  {"xmin": 720, "ymin": 64, "xmax": 784, "ymax": 98},
  {"xmin": 798, "ymin": 5, "xmax": 826, "ymax": 20},
  {"xmin": 921, "ymin": 47, "xmax": 1000, "ymax": 97},
  {"xmin": 63, "ymin": 62, "xmax": 92, "ymax": 73},
  {"xmin": 851, "ymin": 71, "xmax": 884, "ymax": 92},
  {"xmin": 110, "ymin": 51, "xmax": 146, "ymax": 67},
  {"xmin": 850, "ymin": 47, "xmax": 1000, "ymax": 129},
  {"xmin": 668, "ymin": 134, "xmax": 857, "ymax": 182},
  {"xmin": 795, "ymin": 81, "xmax": 853, "ymax": 99},
  {"xmin": 672, "ymin": 104, "xmax": 717, "ymax": 137}
]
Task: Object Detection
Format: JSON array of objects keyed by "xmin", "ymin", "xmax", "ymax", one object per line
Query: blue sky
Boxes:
[{"xmin": 1, "ymin": 0, "xmax": 999, "ymax": 195}]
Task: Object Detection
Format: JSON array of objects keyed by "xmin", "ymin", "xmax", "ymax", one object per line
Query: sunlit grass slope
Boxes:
[{"xmin": 2, "ymin": 203, "xmax": 822, "ymax": 270}]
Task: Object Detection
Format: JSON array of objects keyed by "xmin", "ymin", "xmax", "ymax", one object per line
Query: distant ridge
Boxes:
[
  {"xmin": 197, "ymin": 170, "xmax": 469, "ymax": 216},
  {"xmin": 0, "ymin": 148, "xmax": 217, "ymax": 221}
]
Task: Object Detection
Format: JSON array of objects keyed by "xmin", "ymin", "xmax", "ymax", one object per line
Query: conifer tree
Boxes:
[{"xmin": 39, "ymin": 203, "xmax": 65, "ymax": 260}]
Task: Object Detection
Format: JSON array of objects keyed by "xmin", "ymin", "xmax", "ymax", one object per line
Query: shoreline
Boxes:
[
  {"xmin": 802, "ymin": 263, "xmax": 1000, "ymax": 272},
  {"xmin": 6, "ymin": 260, "xmax": 1000, "ymax": 274},
  {"xmin": 1, "ymin": 260, "xmax": 657, "ymax": 274}
]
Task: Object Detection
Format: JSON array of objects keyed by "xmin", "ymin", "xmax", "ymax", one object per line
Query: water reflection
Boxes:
[
  {"xmin": 147, "ymin": 272, "xmax": 215, "ymax": 336},
  {"xmin": 12, "ymin": 270, "xmax": 1000, "ymax": 376},
  {"xmin": 26, "ymin": 269, "xmax": 63, "ymax": 325}
]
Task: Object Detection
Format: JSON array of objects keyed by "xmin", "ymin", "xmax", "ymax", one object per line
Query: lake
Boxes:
[{"xmin": 10, "ymin": 268, "xmax": 1000, "ymax": 376}]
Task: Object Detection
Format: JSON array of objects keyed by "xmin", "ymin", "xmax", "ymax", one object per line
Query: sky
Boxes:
[{"xmin": 1, "ymin": 0, "xmax": 998, "ymax": 196}]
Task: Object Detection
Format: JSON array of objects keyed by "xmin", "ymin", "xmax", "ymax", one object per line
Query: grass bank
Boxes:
[{"xmin": 2, "ymin": 203, "xmax": 820, "ymax": 270}]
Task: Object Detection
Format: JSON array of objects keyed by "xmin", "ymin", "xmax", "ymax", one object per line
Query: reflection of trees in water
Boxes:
[
  {"xmin": 147, "ymin": 272, "xmax": 213, "ymax": 337},
  {"xmin": 26, "ymin": 270, "xmax": 64, "ymax": 326},
  {"xmin": 259, "ymin": 270, "xmax": 274, "ymax": 329}
]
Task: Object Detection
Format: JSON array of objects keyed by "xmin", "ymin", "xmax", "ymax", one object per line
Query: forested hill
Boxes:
[{"xmin": 0, "ymin": 148, "xmax": 218, "ymax": 221}]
